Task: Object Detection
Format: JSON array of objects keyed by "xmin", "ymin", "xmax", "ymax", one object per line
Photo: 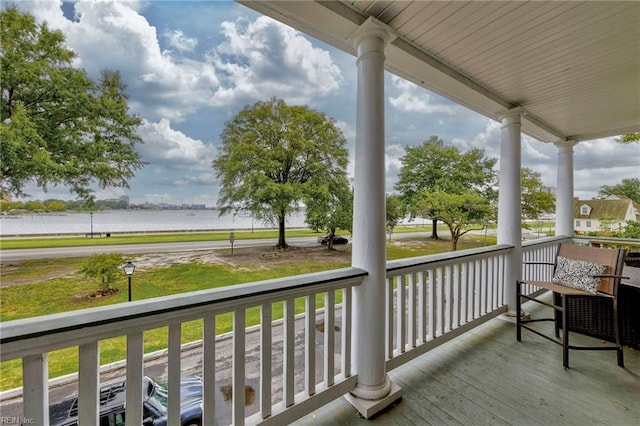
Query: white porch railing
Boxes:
[
  {"xmin": 384, "ymin": 244, "xmax": 513, "ymax": 370},
  {"xmin": 0, "ymin": 267, "xmax": 366, "ymax": 426},
  {"xmin": 1, "ymin": 239, "xmax": 585, "ymax": 426}
]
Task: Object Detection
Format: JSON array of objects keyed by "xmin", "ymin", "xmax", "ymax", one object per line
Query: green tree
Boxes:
[
  {"xmin": 613, "ymin": 221, "xmax": 640, "ymax": 239},
  {"xmin": 598, "ymin": 178, "xmax": 640, "ymax": 204},
  {"xmin": 0, "ymin": 7, "xmax": 145, "ymax": 200},
  {"xmin": 617, "ymin": 133, "xmax": 640, "ymax": 144},
  {"xmin": 386, "ymin": 194, "xmax": 407, "ymax": 240},
  {"xmin": 213, "ymin": 98, "xmax": 349, "ymax": 249},
  {"xmin": 395, "ymin": 136, "xmax": 496, "ymax": 239},
  {"xmin": 79, "ymin": 253, "xmax": 127, "ymax": 295},
  {"xmin": 0, "ymin": 199, "xmax": 23, "ymax": 213},
  {"xmin": 44, "ymin": 199, "xmax": 66, "ymax": 212},
  {"xmin": 305, "ymin": 181, "xmax": 353, "ymax": 250},
  {"xmin": 416, "ymin": 190, "xmax": 492, "ymax": 251},
  {"xmin": 24, "ymin": 200, "xmax": 45, "ymax": 212},
  {"xmin": 521, "ymin": 168, "xmax": 555, "ymax": 220}
]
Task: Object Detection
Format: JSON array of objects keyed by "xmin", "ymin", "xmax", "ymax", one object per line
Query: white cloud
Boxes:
[
  {"xmin": 211, "ymin": 16, "xmax": 342, "ymax": 105},
  {"xmin": 22, "ymin": 2, "xmax": 343, "ymax": 119},
  {"xmin": 385, "ymin": 144, "xmax": 406, "ymax": 192},
  {"xmin": 573, "ymin": 138, "xmax": 640, "ymax": 199},
  {"xmin": 17, "ymin": 0, "xmax": 70, "ymax": 33},
  {"xmin": 135, "ymin": 120, "xmax": 218, "ymax": 194},
  {"xmin": 16, "ymin": 0, "xmax": 220, "ymax": 122},
  {"xmin": 164, "ymin": 30, "xmax": 198, "ymax": 52},
  {"xmin": 334, "ymin": 120, "xmax": 355, "ymax": 148},
  {"xmin": 463, "ymin": 121, "xmax": 640, "ymax": 197},
  {"xmin": 136, "ymin": 119, "xmax": 216, "ymax": 170},
  {"xmin": 389, "ymin": 76, "xmax": 459, "ymax": 115}
]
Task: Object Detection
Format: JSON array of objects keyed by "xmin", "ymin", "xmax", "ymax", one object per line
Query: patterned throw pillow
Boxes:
[{"xmin": 552, "ymin": 256, "xmax": 607, "ymax": 294}]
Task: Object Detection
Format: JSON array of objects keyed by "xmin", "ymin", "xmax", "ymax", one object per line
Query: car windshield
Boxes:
[{"xmin": 145, "ymin": 378, "xmax": 168, "ymax": 416}]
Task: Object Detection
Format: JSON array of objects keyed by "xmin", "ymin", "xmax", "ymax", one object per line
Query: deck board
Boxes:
[{"xmin": 293, "ymin": 298, "xmax": 640, "ymax": 425}]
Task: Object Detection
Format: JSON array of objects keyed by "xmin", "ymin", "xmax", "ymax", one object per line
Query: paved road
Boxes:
[
  {"xmin": 0, "ymin": 232, "xmax": 443, "ymax": 261},
  {"xmin": 0, "ymin": 236, "xmax": 322, "ymax": 261}
]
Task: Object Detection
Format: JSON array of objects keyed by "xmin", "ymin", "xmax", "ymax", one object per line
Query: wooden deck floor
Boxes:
[{"xmin": 294, "ymin": 300, "xmax": 640, "ymax": 426}]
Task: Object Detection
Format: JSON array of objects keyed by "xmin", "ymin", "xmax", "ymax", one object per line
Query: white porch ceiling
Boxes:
[{"xmin": 240, "ymin": 1, "xmax": 639, "ymax": 143}]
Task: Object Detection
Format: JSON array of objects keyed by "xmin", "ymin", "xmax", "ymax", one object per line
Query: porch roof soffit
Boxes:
[{"xmin": 239, "ymin": 0, "xmax": 640, "ymax": 144}]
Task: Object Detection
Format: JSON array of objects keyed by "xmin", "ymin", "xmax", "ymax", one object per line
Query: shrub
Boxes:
[{"xmin": 79, "ymin": 253, "xmax": 127, "ymax": 294}]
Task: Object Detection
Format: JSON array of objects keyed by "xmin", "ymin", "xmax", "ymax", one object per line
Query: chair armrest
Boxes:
[{"xmin": 592, "ymin": 274, "xmax": 630, "ymax": 280}]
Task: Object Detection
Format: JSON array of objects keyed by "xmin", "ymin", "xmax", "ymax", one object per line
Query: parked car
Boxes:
[
  {"xmin": 317, "ymin": 234, "xmax": 349, "ymax": 245},
  {"xmin": 49, "ymin": 376, "xmax": 203, "ymax": 426}
]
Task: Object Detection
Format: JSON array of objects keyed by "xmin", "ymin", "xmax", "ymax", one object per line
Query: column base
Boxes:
[{"xmin": 344, "ymin": 382, "xmax": 402, "ymax": 419}]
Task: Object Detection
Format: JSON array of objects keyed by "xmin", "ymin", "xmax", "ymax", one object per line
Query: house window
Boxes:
[
  {"xmin": 586, "ymin": 221, "xmax": 592, "ymax": 228},
  {"xmin": 576, "ymin": 220, "xmax": 581, "ymax": 227},
  {"xmin": 580, "ymin": 205, "xmax": 590, "ymax": 215}
]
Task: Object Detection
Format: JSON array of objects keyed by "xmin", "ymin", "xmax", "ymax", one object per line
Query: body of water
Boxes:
[{"xmin": 0, "ymin": 209, "xmax": 309, "ymax": 236}]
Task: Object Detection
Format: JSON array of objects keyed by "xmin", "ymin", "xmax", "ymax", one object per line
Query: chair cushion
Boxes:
[{"xmin": 552, "ymin": 256, "xmax": 607, "ymax": 294}]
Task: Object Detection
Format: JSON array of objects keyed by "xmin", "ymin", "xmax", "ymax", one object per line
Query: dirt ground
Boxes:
[
  {"xmin": 0, "ymin": 244, "xmax": 353, "ymax": 287},
  {"xmin": 135, "ymin": 243, "xmax": 351, "ymax": 271}
]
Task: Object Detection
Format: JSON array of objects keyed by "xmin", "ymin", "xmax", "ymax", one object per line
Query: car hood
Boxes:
[{"xmin": 180, "ymin": 376, "xmax": 203, "ymax": 408}]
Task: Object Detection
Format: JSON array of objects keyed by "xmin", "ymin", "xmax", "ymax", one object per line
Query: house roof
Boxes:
[
  {"xmin": 574, "ymin": 198, "xmax": 634, "ymax": 221},
  {"xmin": 240, "ymin": 1, "xmax": 640, "ymax": 143}
]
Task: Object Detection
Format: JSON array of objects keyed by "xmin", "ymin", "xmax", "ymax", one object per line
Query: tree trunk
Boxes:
[
  {"xmin": 277, "ymin": 213, "xmax": 288, "ymax": 249},
  {"xmin": 327, "ymin": 229, "xmax": 335, "ymax": 250},
  {"xmin": 430, "ymin": 219, "xmax": 439, "ymax": 239}
]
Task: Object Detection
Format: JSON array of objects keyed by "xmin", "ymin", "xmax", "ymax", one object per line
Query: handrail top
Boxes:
[
  {"xmin": 386, "ymin": 244, "xmax": 513, "ymax": 273},
  {"xmin": 522, "ymin": 235, "xmax": 570, "ymax": 248},
  {"xmin": 573, "ymin": 235, "xmax": 640, "ymax": 248},
  {"xmin": 0, "ymin": 266, "xmax": 367, "ymax": 344}
]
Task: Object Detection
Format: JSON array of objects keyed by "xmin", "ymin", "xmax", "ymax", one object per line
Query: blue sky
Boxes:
[{"xmin": 12, "ymin": 0, "xmax": 640, "ymax": 206}]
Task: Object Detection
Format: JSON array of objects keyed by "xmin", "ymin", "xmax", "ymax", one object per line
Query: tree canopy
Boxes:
[
  {"xmin": 617, "ymin": 133, "xmax": 640, "ymax": 144},
  {"xmin": 598, "ymin": 178, "xmax": 640, "ymax": 205},
  {"xmin": 213, "ymin": 98, "xmax": 349, "ymax": 248},
  {"xmin": 385, "ymin": 194, "xmax": 407, "ymax": 239},
  {"xmin": 416, "ymin": 190, "xmax": 492, "ymax": 251},
  {"xmin": 0, "ymin": 7, "xmax": 144, "ymax": 200},
  {"xmin": 395, "ymin": 136, "xmax": 496, "ymax": 240},
  {"xmin": 521, "ymin": 167, "xmax": 555, "ymax": 220},
  {"xmin": 305, "ymin": 180, "xmax": 353, "ymax": 250},
  {"xmin": 613, "ymin": 221, "xmax": 640, "ymax": 239}
]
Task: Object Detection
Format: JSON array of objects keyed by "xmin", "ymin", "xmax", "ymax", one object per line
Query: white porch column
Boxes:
[
  {"xmin": 345, "ymin": 17, "xmax": 401, "ymax": 419},
  {"xmin": 497, "ymin": 109, "xmax": 522, "ymax": 315},
  {"xmin": 554, "ymin": 140, "xmax": 578, "ymax": 237}
]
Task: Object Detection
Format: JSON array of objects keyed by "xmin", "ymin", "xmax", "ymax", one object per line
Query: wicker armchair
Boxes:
[
  {"xmin": 625, "ymin": 252, "xmax": 640, "ymax": 268},
  {"xmin": 516, "ymin": 243, "xmax": 627, "ymax": 368}
]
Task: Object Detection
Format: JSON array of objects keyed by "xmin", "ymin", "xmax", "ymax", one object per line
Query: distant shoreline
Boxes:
[{"xmin": 0, "ymin": 226, "xmax": 287, "ymax": 239}]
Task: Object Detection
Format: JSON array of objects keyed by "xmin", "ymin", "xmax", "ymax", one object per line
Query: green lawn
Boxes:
[
  {"xmin": 0, "ymin": 229, "xmax": 312, "ymax": 249},
  {"xmin": 0, "ymin": 232, "xmax": 496, "ymax": 390}
]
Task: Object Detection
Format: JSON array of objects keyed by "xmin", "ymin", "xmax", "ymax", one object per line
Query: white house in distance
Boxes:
[{"xmin": 574, "ymin": 195, "xmax": 639, "ymax": 234}]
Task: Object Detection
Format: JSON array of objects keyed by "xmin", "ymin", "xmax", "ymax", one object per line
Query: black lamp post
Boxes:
[{"xmin": 122, "ymin": 261, "xmax": 136, "ymax": 302}]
